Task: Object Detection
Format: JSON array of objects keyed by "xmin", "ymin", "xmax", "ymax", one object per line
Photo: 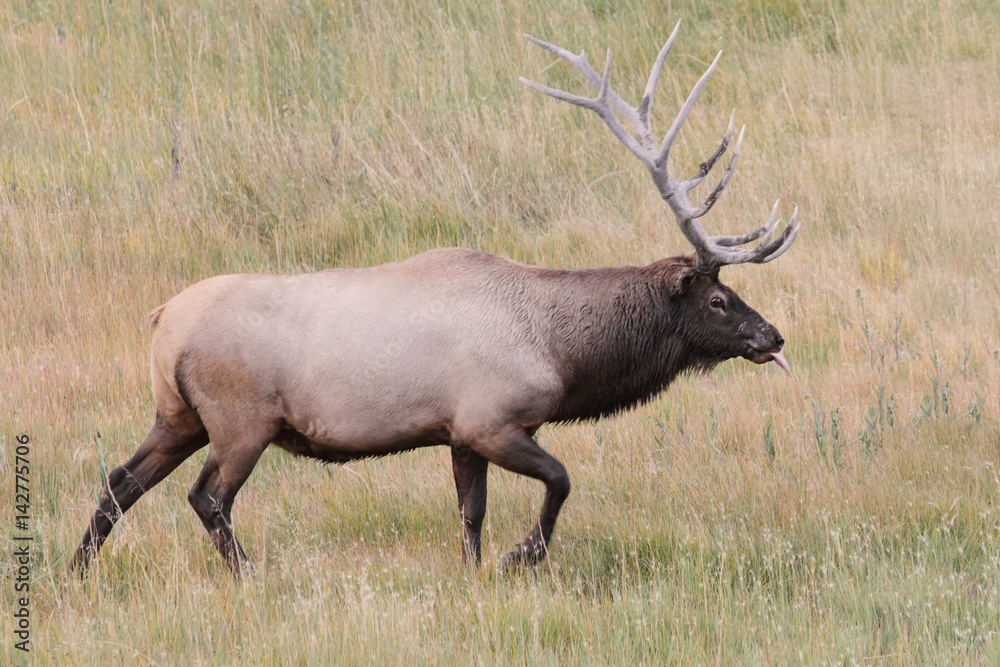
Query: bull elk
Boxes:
[{"xmin": 71, "ymin": 20, "xmax": 799, "ymax": 576}]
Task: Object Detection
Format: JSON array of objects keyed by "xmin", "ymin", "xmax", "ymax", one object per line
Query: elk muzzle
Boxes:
[{"xmin": 746, "ymin": 328, "xmax": 789, "ymax": 373}]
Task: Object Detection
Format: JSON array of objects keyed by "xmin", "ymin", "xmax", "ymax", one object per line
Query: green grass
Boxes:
[{"xmin": 2, "ymin": 0, "xmax": 999, "ymax": 663}]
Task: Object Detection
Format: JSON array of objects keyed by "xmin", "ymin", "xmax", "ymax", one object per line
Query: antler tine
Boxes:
[
  {"xmin": 656, "ymin": 49, "xmax": 723, "ymax": 168},
  {"xmin": 522, "ymin": 35, "xmax": 653, "ymax": 149},
  {"xmin": 754, "ymin": 207, "xmax": 800, "ymax": 263},
  {"xmin": 697, "ymin": 208, "xmax": 800, "ymax": 271},
  {"xmin": 714, "ymin": 198, "xmax": 780, "ymax": 247},
  {"xmin": 739, "ymin": 206, "xmax": 800, "ymax": 263},
  {"xmin": 680, "ymin": 112, "xmax": 737, "ymax": 196},
  {"xmin": 597, "ymin": 48, "xmax": 613, "ymax": 102},
  {"xmin": 637, "ymin": 20, "xmax": 683, "ymax": 130},
  {"xmin": 688, "ymin": 123, "xmax": 744, "ymax": 222},
  {"xmin": 519, "ymin": 68, "xmax": 654, "ymax": 171}
]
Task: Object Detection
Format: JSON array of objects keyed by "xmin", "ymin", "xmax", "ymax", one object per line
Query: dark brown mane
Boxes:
[{"xmin": 537, "ymin": 255, "xmax": 719, "ymax": 421}]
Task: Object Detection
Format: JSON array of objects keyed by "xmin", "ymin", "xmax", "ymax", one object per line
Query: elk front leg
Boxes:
[
  {"xmin": 187, "ymin": 422, "xmax": 274, "ymax": 576},
  {"xmin": 477, "ymin": 428, "xmax": 571, "ymax": 569}
]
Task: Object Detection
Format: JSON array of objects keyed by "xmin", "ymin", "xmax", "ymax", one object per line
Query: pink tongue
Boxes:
[{"xmin": 770, "ymin": 351, "xmax": 791, "ymax": 374}]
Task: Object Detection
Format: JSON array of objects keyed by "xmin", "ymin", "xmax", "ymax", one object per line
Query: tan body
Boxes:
[{"xmin": 152, "ymin": 249, "xmax": 566, "ymax": 461}]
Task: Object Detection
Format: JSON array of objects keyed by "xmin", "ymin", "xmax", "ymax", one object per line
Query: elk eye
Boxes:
[{"xmin": 710, "ymin": 296, "xmax": 726, "ymax": 311}]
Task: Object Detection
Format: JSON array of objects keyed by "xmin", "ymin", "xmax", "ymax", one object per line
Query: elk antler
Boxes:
[{"xmin": 521, "ymin": 20, "xmax": 800, "ymax": 273}]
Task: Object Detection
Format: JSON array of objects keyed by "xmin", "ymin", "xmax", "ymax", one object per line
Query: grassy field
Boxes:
[{"xmin": 2, "ymin": 0, "xmax": 999, "ymax": 663}]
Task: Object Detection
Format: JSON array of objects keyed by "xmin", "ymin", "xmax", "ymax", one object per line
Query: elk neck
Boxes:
[{"xmin": 536, "ymin": 255, "xmax": 703, "ymax": 422}]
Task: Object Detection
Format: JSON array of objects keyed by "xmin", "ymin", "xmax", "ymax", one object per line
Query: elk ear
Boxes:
[{"xmin": 666, "ymin": 265, "xmax": 699, "ymax": 296}]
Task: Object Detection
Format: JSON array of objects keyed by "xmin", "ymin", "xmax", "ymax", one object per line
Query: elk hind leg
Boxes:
[
  {"xmin": 70, "ymin": 411, "xmax": 208, "ymax": 574},
  {"xmin": 451, "ymin": 445, "xmax": 489, "ymax": 565}
]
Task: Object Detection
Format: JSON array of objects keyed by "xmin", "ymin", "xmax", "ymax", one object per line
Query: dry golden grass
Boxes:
[{"xmin": 2, "ymin": 0, "xmax": 998, "ymax": 663}]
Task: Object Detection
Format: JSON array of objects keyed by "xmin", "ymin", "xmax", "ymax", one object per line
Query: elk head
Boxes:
[{"xmin": 522, "ymin": 20, "xmax": 799, "ymax": 373}]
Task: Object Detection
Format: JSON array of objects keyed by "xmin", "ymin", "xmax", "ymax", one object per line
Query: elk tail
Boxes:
[{"xmin": 148, "ymin": 305, "xmax": 167, "ymax": 329}]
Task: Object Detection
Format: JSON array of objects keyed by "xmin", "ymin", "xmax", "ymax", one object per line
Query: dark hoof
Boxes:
[
  {"xmin": 230, "ymin": 560, "xmax": 256, "ymax": 578},
  {"xmin": 68, "ymin": 549, "xmax": 93, "ymax": 578},
  {"xmin": 500, "ymin": 542, "xmax": 547, "ymax": 570}
]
